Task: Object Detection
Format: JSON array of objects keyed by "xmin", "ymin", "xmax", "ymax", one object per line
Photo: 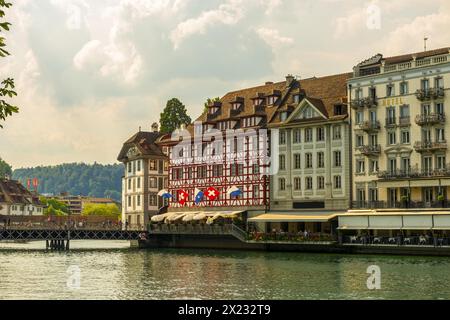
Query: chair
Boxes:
[
  {"xmin": 404, "ymin": 238, "xmax": 411, "ymax": 245},
  {"xmin": 389, "ymin": 237, "xmax": 397, "ymax": 245},
  {"xmin": 373, "ymin": 237, "xmax": 382, "ymax": 244},
  {"xmin": 350, "ymin": 236, "xmax": 357, "ymax": 244},
  {"xmin": 419, "ymin": 236, "xmax": 427, "ymax": 245}
]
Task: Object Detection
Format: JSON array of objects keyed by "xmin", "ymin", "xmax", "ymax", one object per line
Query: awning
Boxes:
[
  {"xmin": 151, "ymin": 213, "xmax": 171, "ymax": 223},
  {"xmin": 248, "ymin": 214, "xmax": 337, "ymax": 223},
  {"xmin": 182, "ymin": 213, "xmax": 198, "ymax": 222}
]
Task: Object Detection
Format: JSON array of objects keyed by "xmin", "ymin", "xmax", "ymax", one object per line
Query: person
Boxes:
[{"xmin": 304, "ymin": 230, "xmax": 309, "ymax": 239}]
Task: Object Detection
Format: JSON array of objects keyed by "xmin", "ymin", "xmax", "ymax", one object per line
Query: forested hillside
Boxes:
[{"xmin": 13, "ymin": 163, "xmax": 124, "ymax": 202}]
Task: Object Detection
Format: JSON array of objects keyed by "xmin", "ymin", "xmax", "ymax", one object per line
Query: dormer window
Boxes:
[
  {"xmin": 280, "ymin": 112, "xmax": 288, "ymax": 122},
  {"xmin": 334, "ymin": 104, "xmax": 344, "ymax": 116},
  {"xmin": 293, "ymin": 94, "xmax": 301, "ymax": 104},
  {"xmin": 267, "ymin": 95, "xmax": 279, "ymax": 105},
  {"xmin": 209, "ymin": 106, "xmax": 219, "ymax": 115},
  {"xmin": 253, "ymin": 98, "xmax": 264, "ymax": 107},
  {"xmin": 232, "ymin": 103, "xmax": 242, "ymax": 110}
]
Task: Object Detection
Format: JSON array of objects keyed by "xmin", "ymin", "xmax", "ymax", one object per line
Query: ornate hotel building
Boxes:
[
  {"xmin": 117, "ymin": 123, "xmax": 169, "ymax": 229},
  {"xmin": 349, "ymin": 47, "xmax": 450, "ymax": 209}
]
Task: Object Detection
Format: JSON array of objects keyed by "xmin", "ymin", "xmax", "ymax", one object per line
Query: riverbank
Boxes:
[{"xmin": 140, "ymin": 233, "xmax": 450, "ymax": 257}]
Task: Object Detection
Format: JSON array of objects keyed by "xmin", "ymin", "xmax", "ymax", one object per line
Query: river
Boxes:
[{"xmin": 0, "ymin": 240, "xmax": 449, "ymax": 300}]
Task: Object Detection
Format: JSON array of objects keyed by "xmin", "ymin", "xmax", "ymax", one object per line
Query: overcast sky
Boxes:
[{"xmin": 1, "ymin": 0, "xmax": 449, "ymax": 168}]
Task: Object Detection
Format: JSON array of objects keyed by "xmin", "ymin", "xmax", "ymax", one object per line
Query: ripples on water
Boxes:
[{"xmin": 0, "ymin": 241, "xmax": 450, "ymax": 300}]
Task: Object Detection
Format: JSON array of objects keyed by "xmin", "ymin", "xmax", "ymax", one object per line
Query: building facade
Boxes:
[
  {"xmin": 269, "ymin": 73, "xmax": 351, "ymax": 212},
  {"xmin": 117, "ymin": 124, "xmax": 169, "ymax": 229},
  {"xmin": 349, "ymin": 47, "xmax": 450, "ymax": 209},
  {"xmin": 50, "ymin": 193, "xmax": 120, "ymax": 215},
  {"xmin": 0, "ymin": 178, "xmax": 44, "ymax": 216}
]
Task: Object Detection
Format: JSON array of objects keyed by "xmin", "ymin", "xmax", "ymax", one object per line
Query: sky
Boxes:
[{"xmin": 1, "ymin": 0, "xmax": 450, "ymax": 168}]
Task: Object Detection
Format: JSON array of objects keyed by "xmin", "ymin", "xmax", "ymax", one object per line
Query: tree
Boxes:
[
  {"xmin": 0, "ymin": 1, "xmax": 18, "ymax": 128},
  {"xmin": 159, "ymin": 98, "xmax": 191, "ymax": 134},
  {"xmin": 203, "ymin": 97, "xmax": 220, "ymax": 113},
  {"xmin": 40, "ymin": 197, "xmax": 70, "ymax": 216},
  {"xmin": 0, "ymin": 157, "xmax": 11, "ymax": 177},
  {"xmin": 82, "ymin": 203, "xmax": 120, "ymax": 219}
]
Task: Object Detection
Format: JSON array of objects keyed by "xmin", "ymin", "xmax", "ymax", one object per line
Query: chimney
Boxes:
[
  {"xmin": 286, "ymin": 74, "xmax": 295, "ymax": 87},
  {"xmin": 151, "ymin": 122, "xmax": 159, "ymax": 133},
  {"xmin": 265, "ymin": 81, "xmax": 274, "ymax": 85}
]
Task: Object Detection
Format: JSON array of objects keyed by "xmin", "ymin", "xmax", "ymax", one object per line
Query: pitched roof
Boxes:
[
  {"xmin": 117, "ymin": 131, "xmax": 166, "ymax": 161},
  {"xmin": 0, "ymin": 179, "xmax": 42, "ymax": 206}
]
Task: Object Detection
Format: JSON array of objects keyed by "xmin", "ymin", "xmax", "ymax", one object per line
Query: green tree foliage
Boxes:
[
  {"xmin": 0, "ymin": 1, "xmax": 18, "ymax": 128},
  {"xmin": 39, "ymin": 196, "xmax": 69, "ymax": 216},
  {"xmin": 0, "ymin": 156, "xmax": 12, "ymax": 177},
  {"xmin": 159, "ymin": 98, "xmax": 191, "ymax": 134},
  {"xmin": 82, "ymin": 203, "xmax": 120, "ymax": 219},
  {"xmin": 13, "ymin": 163, "xmax": 124, "ymax": 202},
  {"xmin": 203, "ymin": 97, "xmax": 220, "ymax": 113}
]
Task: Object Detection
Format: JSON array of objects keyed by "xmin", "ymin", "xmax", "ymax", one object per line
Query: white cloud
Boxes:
[
  {"xmin": 169, "ymin": 0, "xmax": 245, "ymax": 49},
  {"xmin": 256, "ymin": 27, "xmax": 293, "ymax": 47},
  {"xmin": 262, "ymin": 0, "xmax": 282, "ymax": 15}
]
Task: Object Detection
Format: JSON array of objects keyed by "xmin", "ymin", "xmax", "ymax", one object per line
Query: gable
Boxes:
[{"xmin": 286, "ymin": 99, "xmax": 327, "ymax": 123}]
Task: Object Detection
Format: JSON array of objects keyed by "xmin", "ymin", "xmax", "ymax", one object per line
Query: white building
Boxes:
[
  {"xmin": 117, "ymin": 123, "xmax": 169, "ymax": 229},
  {"xmin": 0, "ymin": 178, "xmax": 45, "ymax": 216}
]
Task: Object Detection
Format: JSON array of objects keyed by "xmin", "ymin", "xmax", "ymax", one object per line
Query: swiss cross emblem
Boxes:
[
  {"xmin": 178, "ymin": 190, "xmax": 189, "ymax": 205},
  {"xmin": 206, "ymin": 187, "xmax": 220, "ymax": 201}
]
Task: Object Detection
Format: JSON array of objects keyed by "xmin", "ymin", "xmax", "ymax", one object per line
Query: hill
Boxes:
[{"xmin": 13, "ymin": 163, "xmax": 124, "ymax": 202}]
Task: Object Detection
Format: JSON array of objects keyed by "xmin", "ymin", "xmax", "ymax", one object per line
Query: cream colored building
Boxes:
[
  {"xmin": 117, "ymin": 124, "xmax": 169, "ymax": 229},
  {"xmin": 349, "ymin": 47, "xmax": 450, "ymax": 209}
]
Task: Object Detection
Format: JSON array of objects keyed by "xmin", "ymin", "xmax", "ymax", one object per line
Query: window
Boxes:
[
  {"xmin": 294, "ymin": 154, "xmax": 301, "ymax": 169},
  {"xmin": 128, "ymin": 196, "xmax": 132, "ymax": 207},
  {"xmin": 317, "ymin": 152, "xmax": 325, "ymax": 168},
  {"xmin": 333, "ymin": 125, "xmax": 341, "ymax": 140},
  {"xmin": 355, "ymin": 88, "xmax": 362, "ymax": 100},
  {"xmin": 356, "ymin": 111, "xmax": 364, "ymax": 124},
  {"xmin": 279, "ymin": 178, "xmax": 286, "ymax": 191},
  {"xmin": 137, "ymin": 177, "xmax": 141, "ymax": 189},
  {"xmin": 305, "ymin": 128, "xmax": 313, "ymax": 142},
  {"xmin": 212, "ymin": 164, "xmax": 223, "ymax": 177},
  {"xmin": 317, "ymin": 176, "xmax": 325, "ymax": 190},
  {"xmin": 388, "ymin": 131, "xmax": 397, "ymax": 145},
  {"xmin": 436, "ymin": 77, "xmax": 444, "ymax": 89},
  {"xmin": 137, "ymin": 195, "xmax": 141, "ymax": 207},
  {"xmin": 334, "ymin": 176, "xmax": 342, "ymax": 189},
  {"xmin": 401, "ymin": 131, "xmax": 410, "ymax": 144},
  {"xmin": 400, "ymin": 104, "xmax": 410, "ymax": 122},
  {"xmin": 149, "ymin": 194, "xmax": 157, "ymax": 206},
  {"xmin": 279, "ymin": 155, "xmax": 286, "ymax": 171},
  {"xmin": 128, "ymin": 179, "xmax": 132, "ymax": 190},
  {"xmin": 305, "ymin": 153, "xmax": 313, "ymax": 169},
  {"xmin": 388, "ymin": 158, "xmax": 397, "ymax": 174},
  {"xmin": 127, "ymin": 163, "xmax": 132, "ymax": 173},
  {"xmin": 334, "ymin": 105, "xmax": 344, "ymax": 116},
  {"xmin": 386, "ymin": 107, "xmax": 396, "ymax": 125},
  {"xmin": 253, "ymin": 164, "xmax": 260, "ymax": 175},
  {"xmin": 334, "ymin": 151, "xmax": 342, "ymax": 167},
  {"xmin": 294, "ymin": 177, "xmax": 301, "ymax": 190},
  {"xmin": 150, "ymin": 160, "xmax": 157, "ymax": 171},
  {"xmin": 137, "ymin": 160, "xmax": 141, "ymax": 172},
  {"xmin": 280, "ymin": 112, "xmax": 288, "ymax": 122},
  {"xmin": 421, "ymin": 79, "xmax": 430, "ymax": 90},
  {"xmin": 356, "ymin": 135, "xmax": 364, "ymax": 147},
  {"xmin": 305, "ymin": 177, "xmax": 313, "ymax": 190},
  {"xmin": 369, "ymin": 160, "xmax": 379, "ymax": 174},
  {"xmin": 164, "ymin": 161, "xmax": 169, "ymax": 171},
  {"xmin": 293, "ymin": 129, "xmax": 301, "ymax": 144},
  {"xmin": 401, "ymin": 158, "xmax": 410, "ymax": 173},
  {"xmin": 317, "ymin": 127, "xmax": 325, "ymax": 142},
  {"xmin": 386, "ymin": 84, "xmax": 395, "ymax": 97},
  {"xmin": 279, "ymin": 131, "xmax": 286, "ymax": 145},
  {"xmin": 436, "ymin": 103, "xmax": 445, "ymax": 115},
  {"xmin": 437, "ymin": 155, "xmax": 446, "ymax": 170},
  {"xmin": 253, "ymin": 185, "xmax": 260, "ymax": 198},
  {"xmin": 356, "ymin": 160, "xmax": 365, "ymax": 174},
  {"xmin": 293, "ymin": 94, "xmax": 301, "ymax": 104},
  {"xmin": 268, "ymin": 95, "xmax": 279, "ymax": 105},
  {"xmin": 400, "ymin": 82, "xmax": 409, "ymax": 95},
  {"xmin": 369, "ymin": 87, "xmax": 377, "ymax": 99},
  {"xmin": 369, "ymin": 134, "xmax": 378, "ymax": 146},
  {"xmin": 436, "ymin": 128, "xmax": 445, "ymax": 142}
]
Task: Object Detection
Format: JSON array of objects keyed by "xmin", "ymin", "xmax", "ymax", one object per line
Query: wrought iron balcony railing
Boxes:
[
  {"xmin": 352, "ymin": 201, "xmax": 450, "ymax": 210},
  {"xmin": 378, "ymin": 168, "xmax": 450, "ymax": 180},
  {"xmin": 358, "ymin": 120, "xmax": 381, "ymax": 132},
  {"xmin": 398, "ymin": 116, "xmax": 411, "ymax": 126},
  {"xmin": 415, "ymin": 113, "xmax": 446, "ymax": 126},
  {"xmin": 358, "ymin": 145, "xmax": 381, "ymax": 156},
  {"xmin": 350, "ymin": 97, "xmax": 378, "ymax": 109},
  {"xmin": 415, "ymin": 88, "xmax": 445, "ymax": 101},
  {"xmin": 414, "ymin": 141, "xmax": 447, "ymax": 153}
]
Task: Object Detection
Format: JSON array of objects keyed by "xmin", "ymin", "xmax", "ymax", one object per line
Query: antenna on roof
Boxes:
[{"xmin": 424, "ymin": 36, "xmax": 428, "ymax": 52}]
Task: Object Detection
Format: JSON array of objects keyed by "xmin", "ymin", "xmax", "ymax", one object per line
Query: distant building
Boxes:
[
  {"xmin": 0, "ymin": 178, "xmax": 45, "ymax": 216},
  {"xmin": 117, "ymin": 123, "xmax": 169, "ymax": 229},
  {"xmin": 51, "ymin": 193, "xmax": 120, "ymax": 215}
]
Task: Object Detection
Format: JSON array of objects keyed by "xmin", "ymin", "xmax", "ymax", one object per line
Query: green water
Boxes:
[{"xmin": 0, "ymin": 241, "xmax": 449, "ymax": 300}]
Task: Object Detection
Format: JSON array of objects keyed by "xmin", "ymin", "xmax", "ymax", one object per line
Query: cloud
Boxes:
[
  {"xmin": 256, "ymin": 27, "xmax": 293, "ymax": 47},
  {"xmin": 169, "ymin": 0, "xmax": 245, "ymax": 49}
]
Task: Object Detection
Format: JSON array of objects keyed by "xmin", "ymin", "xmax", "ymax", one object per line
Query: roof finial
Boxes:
[
  {"xmin": 424, "ymin": 36, "xmax": 428, "ymax": 52},
  {"xmin": 139, "ymin": 126, "xmax": 142, "ymax": 132}
]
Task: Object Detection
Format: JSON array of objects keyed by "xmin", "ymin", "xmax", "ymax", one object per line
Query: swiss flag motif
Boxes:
[
  {"xmin": 178, "ymin": 190, "xmax": 189, "ymax": 206},
  {"xmin": 206, "ymin": 187, "xmax": 220, "ymax": 201}
]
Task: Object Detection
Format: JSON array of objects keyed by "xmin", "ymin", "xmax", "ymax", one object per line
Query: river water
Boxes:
[{"xmin": 0, "ymin": 240, "xmax": 449, "ymax": 300}]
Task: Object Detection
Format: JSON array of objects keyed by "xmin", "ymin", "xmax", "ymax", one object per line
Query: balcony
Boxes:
[
  {"xmin": 350, "ymin": 97, "xmax": 378, "ymax": 109},
  {"xmin": 378, "ymin": 168, "xmax": 450, "ymax": 180},
  {"xmin": 352, "ymin": 201, "xmax": 450, "ymax": 210},
  {"xmin": 358, "ymin": 120, "xmax": 381, "ymax": 132},
  {"xmin": 415, "ymin": 113, "xmax": 446, "ymax": 126},
  {"xmin": 414, "ymin": 141, "xmax": 447, "ymax": 153},
  {"xmin": 415, "ymin": 88, "xmax": 445, "ymax": 101},
  {"xmin": 358, "ymin": 145, "xmax": 381, "ymax": 156},
  {"xmin": 398, "ymin": 116, "xmax": 411, "ymax": 126}
]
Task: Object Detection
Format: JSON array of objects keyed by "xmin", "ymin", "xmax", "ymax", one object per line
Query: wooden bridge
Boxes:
[{"xmin": 0, "ymin": 228, "xmax": 148, "ymax": 251}]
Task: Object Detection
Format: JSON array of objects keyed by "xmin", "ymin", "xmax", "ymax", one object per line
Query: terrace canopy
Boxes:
[{"xmin": 248, "ymin": 213, "xmax": 338, "ymax": 223}]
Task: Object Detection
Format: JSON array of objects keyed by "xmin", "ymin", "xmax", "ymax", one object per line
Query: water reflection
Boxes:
[{"xmin": 1, "ymin": 241, "xmax": 450, "ymax": 299}]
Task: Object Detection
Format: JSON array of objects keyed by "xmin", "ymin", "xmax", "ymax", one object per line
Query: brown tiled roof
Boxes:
[
  {"xmin": 118, "ymin": 131, "xmax": 166, "ymax": 161},
  {"xmin": 0, "ymin": 179, "xmax": 42, "ymax": 206},
  {"xmin": 384, "ymin": 47, "xmax": 450, "ymax": 65}
]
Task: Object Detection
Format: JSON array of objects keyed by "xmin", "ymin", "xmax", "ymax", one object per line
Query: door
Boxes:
[
  {"xmin": 423, "ymin": 156, "xmax": 433, "ymax": 175},
  {"xmin": 423, "ymin": 188, "xmax": 434, "ymax": 207},
  {"xmin": 388, "ymin": 188, "xmax": 398, "ymax": 208}
]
